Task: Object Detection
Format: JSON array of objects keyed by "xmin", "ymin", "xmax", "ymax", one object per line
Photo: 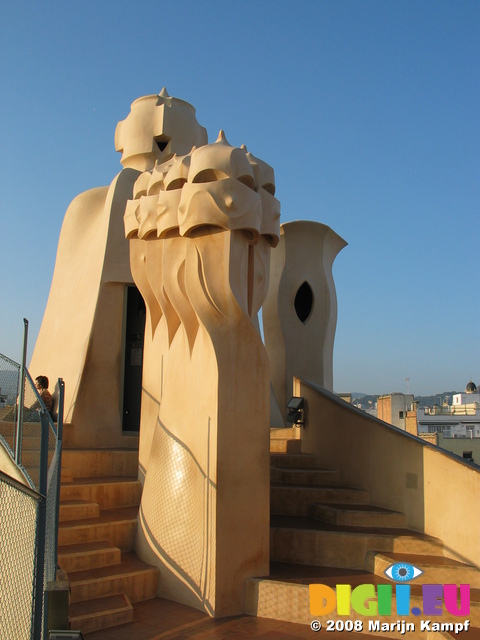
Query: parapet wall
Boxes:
[{"xmin": 295, "ymin": 377, "xmax": 480, "ymax": 568}]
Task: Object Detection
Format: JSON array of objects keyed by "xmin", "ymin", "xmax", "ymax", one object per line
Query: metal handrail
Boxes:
[{"xmin": 0, "ymin": 319, "xmax": 65, "ymax": 639}]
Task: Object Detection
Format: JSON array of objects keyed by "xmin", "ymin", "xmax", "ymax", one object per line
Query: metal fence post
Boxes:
[
  {"xmin": 54, "ymin": 378, "xmax": 65, "ymax": 569},
  {"xmin": 32, "ymin": 410, "xmax": 49, "ymax": 640},
  {"xmin": 15, "ymin": 318, "xmax": 29, "ymax": 465}
]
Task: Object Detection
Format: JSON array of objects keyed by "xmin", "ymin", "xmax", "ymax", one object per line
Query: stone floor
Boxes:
[{"xmin": 82, "ymin": 598, "xmax": 380, "ymax": 640}]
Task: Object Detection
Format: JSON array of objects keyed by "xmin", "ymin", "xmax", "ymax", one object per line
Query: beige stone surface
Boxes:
[
  {"xmin": 263, "ymin": 221, "xmax": 346, "ymax": 422},
  {"xmin": 29, "ymin": 171, "xmax": 139, "ymax": 447},
  {"xmin": 115, "ymin": 88, "xmax": 207, "ymax": 171},
  {"xmin": 30, "ymin": 90, "xmax": 207, "ymax": 448},
  {"xmin": 127, "ymin": 131, "xmax": 280, "ymax": 616},
  {"xmin": 0, "ymin": 444, "xmax": 28, "ymax": 484}
]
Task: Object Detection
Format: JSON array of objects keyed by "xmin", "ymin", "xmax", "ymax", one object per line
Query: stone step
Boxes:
[
  {"xmin": 366, "ymin": 550, "xmax": 480, "ymax": 588},
  {"xmin": 61, "ymin": 422, "xmax": 139, "ymax": 450},
  {"xmin": 0, "ymin": 420, "xmax": 15, "ymax": 437},
  {"xmin": 439, "ymin": 628, "xmax": 480, "ymax": 640},
  {"xmin": 68, "ymin": 553, "xmax": 159, "ymax": 604},
  {"xmin": 60, "ymin": 476, "xmax": 142, "ymax": 510},
  {"xmin": 245, "ymin": 573, "xmax": 476, "ymax": 638},
  {"xmin": 17, "ymin": 449, "xmax": 55, "ymax": 467},
  {"xmin": 271, "ymin": 484, "xmax": 370, "ymax": 516},
  {"xmin": 272, "ymin": 467, "xmax": 340, "ymax": 486},
  {"xmin": 270, "ymin": 427, "xmax": 299, "ymax": 439},
  {"xmin": 270, "ymin": 438, "xmax": 302, "ymax": 454},
  {"xmin": 62, "ymin": 422, "xmax": 75, "ymax": 447},
  {"xmin": 59, "ymin": 500, "xmax": 100, "ymax": 522},
  {"xmin": 309, "ymin": 503, "xmax": 407, "ymax": 529},
  {"xmin": 69, "ymin": 593, "xmax": 134, "ymax": 635},
  {"xmin": 270, "ymin": 452, "xmax": 319, "ymax": 468},
  {"xmin": 58, "ymin": 540, "xmax": 122, "ymax": 573},
  {"xmin": 61, "ymin": 448, "xmax": 138, "ymax": 478},
  {"xmin": 270, "ymin": 515, "xmax": 444, "ymax": 570},
  {"xmin": 61, "ymin": 467, "xmax": 73, "ymax": 483},
  {"xmin": 1, "ymin": 435, "xmax": 42, "ymax": 451},
  {"xmin": 0, "ymin": 421, "xmax": 46, "ymax": 438},
  {"xmin": 58, "ymin": 506, "xmax": 138, "ymax": 551}
]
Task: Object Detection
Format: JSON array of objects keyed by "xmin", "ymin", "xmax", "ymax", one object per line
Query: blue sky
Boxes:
[{"xmin": 1, "ymin": 1, "xmax": 478, "ymax": 396}]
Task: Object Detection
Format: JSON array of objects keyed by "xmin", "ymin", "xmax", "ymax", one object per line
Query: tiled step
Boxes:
[
  {"xmin": 270, "ymin": 452, "xmax": 319, "ymax": 468},
  {"xmin": 246, "ymin": 575, "xmax": 474, "ymax": 638},
  {"xmin": 0, "ymin": 421, "xmax": 44, "ymax": 438},
  {"xmin": 61, "ymin": 422, "xmax": 139, "ymax": 450},
  {"xmin": 58, "ymin": 506, "xmax": 138, "ymax": 551},
  {"xmin": 248, "ymin": 563, "xmax": 478, "ymax": 636},
  {"xmin": 62, "ymin": 422, "xmax": 75, "ymax": 448},
  {"xmin": 272, "ymin": 467, "xmax": 340, "ymax": 486},
  {"xmin": 245, "ymin": 571, "xmax": 415, "ymax": 635},
  {"xmin": 270, "ymin": 515, "xmax": 444, "ymax": 570},
  {"xmin": 309, "ymin": 503, "xmax": 407, "ymax": 529},
  {"xmin": 58, "ymin": 540, "xmax": 122, "ymax": 573},
  {"xmin": 271, "ymin": 484, "xmax": 370, "ymax": 516},
  {"xmin": 9, "ymin": 436, "xmax": 42, "ymax": 451},
  {"xmin": 439, "ymin": 628, "xmax": 480, "ymax": 640},
  {"xmin": 366, "ymin": 550, "xmax": 480, "ymax": 588},
  {"xmin": 61, "ymin": 467, "xmax": 73, "ymax": 483},
  {"xmin": 17, "ymin": 449, "xmax": 55, "ymax": 467},
  {"xmin": 60, "ymin": 476, "xmax": 142, "ymax": 509},
  {"xmin": 69, "ymin": 593, "xmax": 133, "ymax": 635},
  {"xmin": 270, "ymin": 427, "xmax": 299, "ymax": 439},
  {"xmin": 68, "ymin": 553, "xmax": 159, "ymax": 604},
  {"xmin": 61, "ymin": 449, "xmax": 138, "ymax": 478},
  {"xmin": 0, "ymin": 420, "xmax": 15, "ymax": 436},
  {"xmin": 270, "ymin": 438, "xmax": 302, "ymax": 454},
  {"xmin": 59, "ymin": 500, "xmax": 100, "ymax": 522}
]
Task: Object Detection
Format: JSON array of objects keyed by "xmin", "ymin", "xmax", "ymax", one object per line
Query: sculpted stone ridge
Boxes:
[
  {"xmin": 115, "ymin": 88, "xmax": 208, "ymax": 171},
  {"xmin": 124, "ymin": 134, "xmax": 280, "ymax": 247}
]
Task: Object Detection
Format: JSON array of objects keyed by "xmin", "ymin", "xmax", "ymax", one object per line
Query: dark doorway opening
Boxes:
[{"xmin": 122, "ymin": 286, "xmax": 145, "ymax": 432}]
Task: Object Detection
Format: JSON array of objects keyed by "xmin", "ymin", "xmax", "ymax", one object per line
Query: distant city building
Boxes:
[
  {"xmin": 452, "ymin": 381, "xmax": 480, "ymax": 406},
  {"xmin": 377, "ymin": 393, "xmax": 414, "ymax": 430},
  {"xmin": 375, "ymin": 384, "xmax": 480, "ymax": 463},
  {"xmin": 416, "ymin": 381, "xmax": 480, "ymax": 464},
  {"xmin": 416, "ymin": 381, "xmax": 480, "ymax": 438}
]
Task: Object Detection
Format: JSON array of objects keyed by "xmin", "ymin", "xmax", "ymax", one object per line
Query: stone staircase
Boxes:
[
  {"xmin": 245, "ymin": 428, "xmax": 480, "ymax": 639},
  {"xmin": 57, "ymin": 423, "xmax": 159, "ymax": 634},
  {"xmin": 3, "ymin": 418, "xmax": 479, "ymax": 637}
]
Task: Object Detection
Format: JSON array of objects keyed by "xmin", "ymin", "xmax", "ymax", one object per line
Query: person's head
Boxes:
[{"xmin": 35, "ymin": 375, "xmax": 49, "ymax": 390}]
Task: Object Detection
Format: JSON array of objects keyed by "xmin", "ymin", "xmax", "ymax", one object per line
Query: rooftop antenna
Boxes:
[{"xmin": 405, "ymin": 377, "xmax": 410, "ymax": 395}]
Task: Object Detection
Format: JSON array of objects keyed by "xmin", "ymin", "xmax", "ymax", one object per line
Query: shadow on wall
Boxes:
[{"xmin": 137, "ymin": 417, "xmax": 216, "ymax": 615}]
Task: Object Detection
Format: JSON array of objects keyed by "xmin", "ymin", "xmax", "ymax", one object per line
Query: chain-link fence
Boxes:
[
  {"xmin": 0, "ymin": 339, "xmax": 64, "ymax": 640},
  {"xmin": 0, "ymin": 471, "xmax": 42, "ymax": 640},
  {"xmin": 17, "ymin": 370, "xmax": 58, "ymax": 491},
  {"xmin": 0, "ymin": 352, "xmax": 21, "ymax": 459}
]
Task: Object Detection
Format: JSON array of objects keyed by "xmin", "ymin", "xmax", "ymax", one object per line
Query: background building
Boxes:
[
  {"xmin": 416, "ymin": 381, "xmax": 480, "ymax": 463},
  {"xmin": 377, "ymin": 392, "xmax": 414, "ymax": 430}
]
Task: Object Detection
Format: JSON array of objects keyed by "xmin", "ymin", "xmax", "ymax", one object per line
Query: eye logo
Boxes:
[
  {"xmin": 384, "ymin": 562, "xmax": 424, "ymax": 582},
  {"xmin": 310, "ymin": 561, "xmax": 470, "ymax": 618}
]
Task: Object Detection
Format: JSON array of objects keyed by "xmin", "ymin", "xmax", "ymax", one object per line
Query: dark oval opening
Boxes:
[{"xmin": 294, "ymin": 281, "xmax": 313, "ymax": 323}]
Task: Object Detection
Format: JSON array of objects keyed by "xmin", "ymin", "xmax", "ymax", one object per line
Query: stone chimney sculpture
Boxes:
[
  {"xmin": 29, "ymin": 88, "xmax": 346, "ymax": 618},
  {"xmin": 124, "ymin": 129, "xmax": 280, "ymax": 615}
]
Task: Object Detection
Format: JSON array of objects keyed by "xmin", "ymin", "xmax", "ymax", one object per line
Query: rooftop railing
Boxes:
[{"xmin": 0, "ymin": 319, "xmax": 64, "ymax": 639}]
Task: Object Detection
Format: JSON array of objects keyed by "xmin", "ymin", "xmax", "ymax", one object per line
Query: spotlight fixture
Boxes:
[{"xmin": 286, "ymin": 396, "xmax": 304, "ymax": 426}]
